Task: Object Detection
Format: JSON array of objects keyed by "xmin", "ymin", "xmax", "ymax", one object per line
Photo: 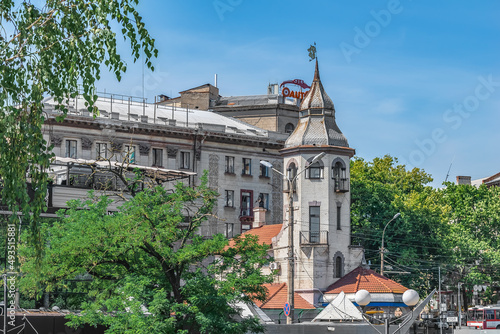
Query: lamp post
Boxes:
[
  {"xmin": 355, "ymin": 288, "xmax": 430, "ymax": 334},
  {"xmin": 260, "ymin": 152, "xmax": 325, "ymax": 325},
  {"xmin": 380, "ymin": 213, "xmax": 401, "ymax": 276}
]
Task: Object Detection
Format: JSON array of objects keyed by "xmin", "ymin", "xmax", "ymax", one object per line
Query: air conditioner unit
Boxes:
[{"xmin": 269, "ymin": 262, "xmax": 280, "ymax": 271}]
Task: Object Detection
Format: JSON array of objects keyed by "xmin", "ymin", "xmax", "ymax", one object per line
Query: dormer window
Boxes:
[
  {"xmin": 284, "ymin": 123, "xmax": 295, "ymax": 134},
  {"xmin": 307, "ymin": 160, "xmax": 324, "ymax": 179}
]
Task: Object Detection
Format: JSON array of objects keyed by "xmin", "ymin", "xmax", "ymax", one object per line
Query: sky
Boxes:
[{"xmin": 94, "ymin": 0, "xmax": 500, "ymax": 188}]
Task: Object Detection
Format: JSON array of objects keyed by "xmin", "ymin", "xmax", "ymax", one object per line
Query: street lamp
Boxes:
[
  {"xmin": 260, "ymin": 152, "xmax": 325, "ymax": 324},
  {"xmin": 380, "ymin": 212, "xmax": 401, "ymax": 276},
  {"xmin": 355, "ymin": 288, "xmax": 432, "ymax": 334}
]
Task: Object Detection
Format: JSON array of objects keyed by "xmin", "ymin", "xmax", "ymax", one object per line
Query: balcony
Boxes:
[
  {"xmin": 240, "ymin": 208, "xmax": 253, "ymax": 217},
  {"xmin": 334, "ymin": 178, "xmax": 349, "ymax": 193},
  {"xmin": 300, "ymin": 231, "xmax": 328, "ymax": 245}
]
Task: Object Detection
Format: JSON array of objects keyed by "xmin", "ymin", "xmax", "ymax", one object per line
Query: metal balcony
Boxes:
[
  {"xmin": 334, "ymin": 178, "xmax": 349, "ymax": 193},
  {"xmin": 300, "ymin": 231, "xmax": 328, "ymax": 245}
]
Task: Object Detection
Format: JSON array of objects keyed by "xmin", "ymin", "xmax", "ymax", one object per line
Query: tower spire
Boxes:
[
  {"xmin": 313, "ymin": 58, "xmax": 320, "ymax": 82},
  {"xmin": 285, "ymin": 60, "xmax": 350, "ymax": 148}
]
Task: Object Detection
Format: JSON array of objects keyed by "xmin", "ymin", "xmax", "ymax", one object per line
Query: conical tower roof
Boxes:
[
  {"xmin": 285, "ymin": 60, "xmax": 349, "ymax": 148},
  {"xmin": 299, "ymin": 59, "xmax": 335, "ymax": 111}
]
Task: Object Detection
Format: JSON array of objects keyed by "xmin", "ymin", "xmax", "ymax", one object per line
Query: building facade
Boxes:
[{"xmin": 42, "ymin": 93, "xmax": 286, "ymax": 236}]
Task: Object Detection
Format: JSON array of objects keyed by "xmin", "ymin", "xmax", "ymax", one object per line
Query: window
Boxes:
[
  {"xmin": 335, "ymin": 256, "xmax": 343, "ymax": 278},
  {"xmin": 124, "ymin": 145, "xmax": 136, "ymax": 164},
  {"xmin": 286, "ymin": 162, "xmax": 298, "ymax": 192},
  {"xmin": 260, "ymin": 162, "xmax": 270, "ymax": 177},
  {"xmin": 65, "ymin": 140, "xmax": 77, "ymax": 158},
  {"xmin": 287, "ymin": 162, "xmax": 297, "ymax": 179},
  {"xmin": 336, "ymin": 204, "xmax": 342, "ymax": 230},
  {"xmin": 486, "ymin": 310, "xmax": 495, "ymax": 320},
  {"xmin": 225, "ymin": 156, "xmax": 235, "ymax": 174},
  {"xmin": 225, "ymin": 223, "xmax": 234, "ymax": 238},
  {"xmin": 242, "ymin": 158, "xmax": 252, "ymax": 175},
  {"xmin": 240, "ymin": 190, "xmax": 253, "ymax": 217},
  {"xmin": 309, "ymin": 206, "xmax": 320, "ymax": 243},
  {"xmin": 152, "ymin": 148, "xmax": 163, "ymax": 167},
  {"xmin": 96, "ymin": 143, "xmax": 108, "ymax": 159},
  {"xmin": 332, "ymin": 160, "xmax": 348, "ymax": 192},
  {"xmin": 284, "ymin": 123, "xmax": 295, "ymax": 134},
  {"xmin": 225, "ymin": 190, "xmax": 234, "ymax": 207},
  {"xmin": 180, "ymin": 152, "xmax": 190, "ymax": 169},
  {"xmin": 258, "ymin": 193, "xmax": 269, "ymax": 209},
  {"xmin": 308, "ymin": 161, "xmax": 323, "ymax": 179}
]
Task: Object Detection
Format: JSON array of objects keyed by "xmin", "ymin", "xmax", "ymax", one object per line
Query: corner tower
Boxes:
[{"xmin": 274, "ymin": 60, "xmax": 363, "ymax": 306}]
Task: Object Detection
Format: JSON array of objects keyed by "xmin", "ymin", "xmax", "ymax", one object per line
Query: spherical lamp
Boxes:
[
  {"xmin": 355, "ymin": 289, "xmax": 371, "ymax": 306},
  {"xmin": 402, "ymin": 289, "xmax": 419, "ymax": 307}
]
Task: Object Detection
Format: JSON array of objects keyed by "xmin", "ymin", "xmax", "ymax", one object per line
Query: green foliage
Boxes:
[
  {"xmin": 440, "ymin": 182, "xmax": 500, "ymax": 305},
  {"xmin": 0, "ymin": 0, "xmax": 156, "ymax": 254},
  {"xmin": 351, "ymin": 155, "xmax": 500, "ymax": 304},
  {"xmin": 350, "ymin": 155, "xmax": 445, "ymax": 292},
  {"xmin": 19, "ymin": 178, "xmax": 271, "ymax": 333}
]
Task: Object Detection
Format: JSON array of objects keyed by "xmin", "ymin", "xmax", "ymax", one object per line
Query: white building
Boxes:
[{"xmin": 241, "ymin": 61, "xmax": 364, "ymax": 311}]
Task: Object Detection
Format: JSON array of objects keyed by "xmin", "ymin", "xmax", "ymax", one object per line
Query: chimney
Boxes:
[
  {"xmin": 456, "ymin": 176, "xmax": 471, "ymax": 185},
  {"xmin": 253, "ymin": 207, "xmax": 267, "ymax": 228}
]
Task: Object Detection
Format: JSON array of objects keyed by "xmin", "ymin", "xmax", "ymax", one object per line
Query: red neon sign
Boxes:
[{"xmin": 280, "ymin": 79, "xmax": 310, "ymax": 99}]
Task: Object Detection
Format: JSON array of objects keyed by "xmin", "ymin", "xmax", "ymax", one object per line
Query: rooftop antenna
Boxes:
[{"xmin": 444, "ymin": 156, "xmax": 455, "ymax": 183}]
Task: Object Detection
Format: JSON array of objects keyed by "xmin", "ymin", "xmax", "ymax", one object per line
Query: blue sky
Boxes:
[{"xmin": 96, "ymin": 1, "xmax": 500, "ymax": 188}]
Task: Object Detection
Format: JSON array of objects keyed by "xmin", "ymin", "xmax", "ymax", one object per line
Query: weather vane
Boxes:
[{"xmin": 308, "ymin": 42, "xmax": 317, "ymax": 61}]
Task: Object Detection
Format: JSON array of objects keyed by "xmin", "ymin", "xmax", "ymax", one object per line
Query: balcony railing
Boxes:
[
  {"xmin": 334, "ymin": 178, "xmax": 349, "ymax": 193},
  {"xmin": 240, "ymin": 208, "xmax": 253, "ymax": 217},
  {"xmin": 300, "ymin": 231, "xmax": 328, "ymax": 245}
]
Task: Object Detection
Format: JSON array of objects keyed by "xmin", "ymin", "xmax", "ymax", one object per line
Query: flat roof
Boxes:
[{"xmin": 42, "ymin": 95, "xmax": 269, "ymax": 138}]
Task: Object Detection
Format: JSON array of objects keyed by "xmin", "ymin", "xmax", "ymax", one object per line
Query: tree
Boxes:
[
  {"xmin": 440, "ymin": 182, "xmax": 500, "ymax": 307},
  {"xmin": 19, "ymin": 176, "xmax": 271, "ymax": 334},
  {"xmin": 0, "ymin": 0, "xmax": 156, "ymax": 244},
  {"xmin": 350, "ymin": 155, "xmax": 446, "ymax": 292}
]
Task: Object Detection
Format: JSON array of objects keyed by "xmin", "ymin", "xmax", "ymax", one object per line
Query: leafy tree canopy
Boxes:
[
  {"xmin": 19, "ymin": 178, "xmax": 271, "ymax": 333},
  {"xmin": 351, "ymin": 155, "xmax": 500, "ymax": 305},
  {"xmin": 350, "ymin": 155, "xmax": 445, "ymax": 292},
  {"xmin": 440, "ymin": 182, "xmax": 500, "ymax": 305},
  {"xmin": 0, "ymin": 0, "xmax": 156, "ymax": 241}
]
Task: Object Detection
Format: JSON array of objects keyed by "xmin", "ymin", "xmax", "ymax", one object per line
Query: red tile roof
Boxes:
[
  {"xmin": 254, "ymin": 283, "xmax": 315, "ymax": 310},
  {"xmin": 325, "ymin": 267, "xmax": 408, "ymax": 294},
  {"xmin": 227, "ymin": 224, "xmax": 283, "ymax": 248}
]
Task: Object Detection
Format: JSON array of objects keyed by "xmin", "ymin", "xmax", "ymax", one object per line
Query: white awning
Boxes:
[
  {"xmin": 52, "ymin": 156, "xmax": 196, "ymax": 181},
  {"xmin": 312, "ymin": 291, "xmax": 363, "ymax": 322}
]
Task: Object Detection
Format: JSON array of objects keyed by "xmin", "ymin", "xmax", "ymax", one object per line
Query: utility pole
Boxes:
[
  {"xmin": 286, "ymin": 177, "xmax": 294, "ymax": 325},
  {"xmin": 458, "ymin": 282, "xmax": 462, "ymax": 329},
  {"xmin": 439, "ymin": 266, "xmax": 442, "ymax": 334}
]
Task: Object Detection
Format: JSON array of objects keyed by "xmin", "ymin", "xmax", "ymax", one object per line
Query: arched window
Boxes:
[
  {"xmin": 287, "ymin": 162, "xmax": 297, "ymax": 180},
  {"xmin": 284, "ymin": 123, "xmax": 295, "ymax": 134},
  {"xmin": 286, "ymin": 162, "xmax": 297, "ymax": 193},
  {"xmin": 332, "ymin": 159, "xmax": 348, "ymax": 192},
  {"xmin": 335, "ymin": 256, "xmax": 343, "ymax": 278}
]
